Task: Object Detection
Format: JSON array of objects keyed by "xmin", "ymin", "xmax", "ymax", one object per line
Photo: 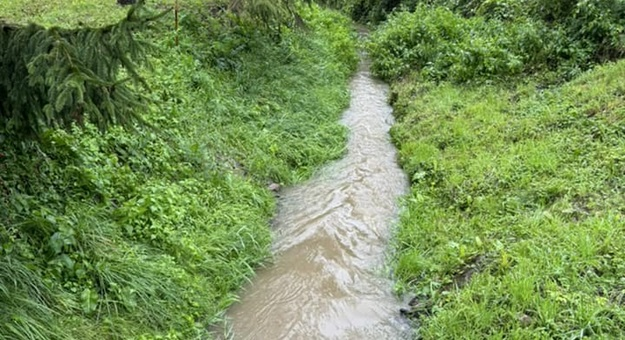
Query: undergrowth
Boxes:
[{"xmin": 0, "ymin": 1, "xmax": 357, "ymax": 339}]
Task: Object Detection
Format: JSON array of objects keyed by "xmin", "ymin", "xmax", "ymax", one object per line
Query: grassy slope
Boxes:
[
  {"xmin": 389, "ymin": 62, "xmax": 625, "ymax": 338},
  {"xmin": 0, "ymin": 2, "xmax": 356, "ymax": 339}
]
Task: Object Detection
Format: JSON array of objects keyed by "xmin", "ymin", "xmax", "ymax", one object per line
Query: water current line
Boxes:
[{"xmin": 224, "ymin": 56, "xmax": 411, "ymax": 339}]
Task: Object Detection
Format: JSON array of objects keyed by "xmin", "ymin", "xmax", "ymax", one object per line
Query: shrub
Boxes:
[
  {"xmin": 365, "ymin": 0, "xmax": 625, "ymax": 82},
  {"xmin": 366, "ymin": 5, "xmax": 569, "ymax": 82}
]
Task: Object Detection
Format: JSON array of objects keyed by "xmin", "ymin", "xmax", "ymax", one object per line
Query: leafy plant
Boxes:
[
  {"xmin": 365, "ymin": 0, "xmax": 625, "ymax": 83},
  {"xmin": 366, "ymin": 6, "xmax": 562, "ymax": 82}
]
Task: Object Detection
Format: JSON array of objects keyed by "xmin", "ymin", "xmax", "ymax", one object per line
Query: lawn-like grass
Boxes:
[
  {"xmin": 0, "ymin": 0, "xmax": 127, "ymax": 27},
  {"xmin": 391, "ymin": 61, "xmax": 625, "ymax": 338},
  {"xmin": 0, "ymin": 0, "xmax": 217, "ymax": 27}
]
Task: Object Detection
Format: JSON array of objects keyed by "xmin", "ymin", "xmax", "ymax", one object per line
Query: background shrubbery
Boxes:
[
  {"xmin": 365, "ymin": 0, "xmax": 625, "ymax": 83},
  {"xmin": 366, "ymin": 6, "xmax": 552, "ymax": 81}
]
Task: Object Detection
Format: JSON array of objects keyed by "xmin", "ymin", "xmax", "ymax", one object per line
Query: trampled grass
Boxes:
[{"xmin": 390, "ymin": 61, "xmax": 625, "ymax": 338}]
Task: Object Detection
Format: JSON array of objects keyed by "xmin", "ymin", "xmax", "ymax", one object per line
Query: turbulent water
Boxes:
[{"xmin": 224, "ymin": 58, "xmax": 411, "ymax": 339}]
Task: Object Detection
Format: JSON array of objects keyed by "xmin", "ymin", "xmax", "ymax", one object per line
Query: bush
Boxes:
[
  {"xmin": 366, "ymin": 5, "xmax": 573, "ymax": 82},
  {"xmin": 365, "ymin": 0, "xmax": 625, "ymax": 82},
  {"xmin": 562, "ymin": 0, "xmax": 625, "ymax": 61}
]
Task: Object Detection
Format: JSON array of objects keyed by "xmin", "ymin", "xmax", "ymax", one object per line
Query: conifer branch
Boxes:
[{"xmin": 0, "ymin": 1, "xmax": 169, "ymax": 137}]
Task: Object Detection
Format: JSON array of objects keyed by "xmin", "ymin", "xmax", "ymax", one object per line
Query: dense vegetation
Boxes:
[
  {"xmin": 364, "ymin": 0, "xmax": 625, "ymax": 338},
  {"xmin": 0, "ymin": 1, "xmax": 357, "ymax": 338},
  {"xmin": 5, "ymin": 0, "xmax": 625, "ymax": 338},
  {"xmin": 367, "ymin": 0, "xmax": 625, "ymax": 82}
]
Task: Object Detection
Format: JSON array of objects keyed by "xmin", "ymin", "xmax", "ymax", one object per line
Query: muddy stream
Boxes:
[{"xmin": 224, "ymin": 56, "xmax": 411, "ymax": 339}]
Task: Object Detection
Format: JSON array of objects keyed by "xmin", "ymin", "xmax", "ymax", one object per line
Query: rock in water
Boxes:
[{"xmin": 268, "ymin": 183, "xmax": 281, "ymax": 192}]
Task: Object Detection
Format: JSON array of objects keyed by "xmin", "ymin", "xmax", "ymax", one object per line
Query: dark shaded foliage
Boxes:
[{"xmin": 117, "ymin": 0, "xmax": 137, "ymax": 5}]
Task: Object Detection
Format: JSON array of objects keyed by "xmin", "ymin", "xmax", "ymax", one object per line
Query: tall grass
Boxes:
[{"xmin": 0, "ymin": 1, "xmax": 357, "ymax": 338}]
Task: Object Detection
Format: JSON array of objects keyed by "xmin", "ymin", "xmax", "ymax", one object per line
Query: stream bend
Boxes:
[{"xmin": 226, "ymin": 58, "xmax": 411, "ymax": 339}]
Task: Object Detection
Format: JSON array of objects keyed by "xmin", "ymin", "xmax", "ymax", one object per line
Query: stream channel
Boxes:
[{"xmin": 224, "ymin": 55, "xmax": 411, "ymax": 339}]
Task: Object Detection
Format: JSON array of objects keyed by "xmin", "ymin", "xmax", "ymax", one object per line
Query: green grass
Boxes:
[
  {"xmin": 389, "ymin": 61, "xmax": 625, "ymax": 338},
  {"xmin": 0, "ymin": 0, "xmax": 127, "ymax": 27},
  {"xmin": 0, "ymin": 2, "xmax": 357, "ymax": 339},
  {"xmin": 0, "ymin": 0, "xmax": 224, "ymax": 27}
]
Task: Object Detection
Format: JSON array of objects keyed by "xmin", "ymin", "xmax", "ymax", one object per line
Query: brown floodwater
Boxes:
[{"xmin": 224, "ymin": 57, "xmax": 411, "ymax": 339}]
